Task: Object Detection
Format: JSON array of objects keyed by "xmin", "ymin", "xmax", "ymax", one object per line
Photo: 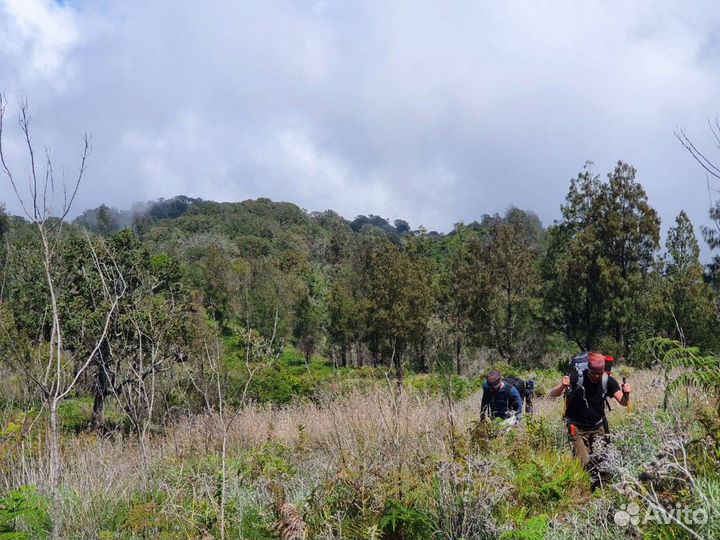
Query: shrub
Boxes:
[
  {"xmin": 514, "ymin": 452, "xmax": 588, "ymax": 513},
  {"xmin": 501, "ymin": 513, "xmax": 549, "ymax": 540},
  {"xmin": 0, "ymin": 485, "xmax": 51, "ymax": 539},
  {"xmin": 236, "ymin": 443, "xmax": 296, "ymax": 480},
  {"xmin": 431, "ymin": 458, "xmax": 507, "ymax": 540},
  {"xmin": 238, "ymin": 505, "xmax": 275, "ymax": 540},
  {"xmin": 541, "ymin": 333, "xmax": 578, "ymax": 370},
  {"xmin": 545, "ymin": 496, "xmax": 628, "ymax": 540},
  {"xmin": 468, "ymin": 418, "xmax": 501, "ymax": 454},
  {"xmin": 379, "ymin": 499, "xmax": 433, "ymax": 540},
  {"xmin": 524, "ymin": 416, "xmax": 558, "ymax": 453},
  {"xmin": 305, "ymin": 477, "xmax": 381, "ymax": 539},
  {"xmin": 405, "ymin": 373, "xmax": 479, "ymax": 401},
  {"xmin": 523, "ymin": 369, "xmax": 562, "ymax": 397},
  {"xmin": 227, "ymin": 363, "xmax": 314, "ymax": 405},
  {"xmin": 58, "ymin": 398, "xmax": 93, "ymax": 433}
]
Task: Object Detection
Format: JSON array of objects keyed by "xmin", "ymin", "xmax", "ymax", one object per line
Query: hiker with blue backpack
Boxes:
[
  {"xmin": 549, "ymin": 351, "xmax": 631, "ymax": 486},
  {"xmin": 481, "ymin": 370, "xmax": 534, "ymax": 424}
]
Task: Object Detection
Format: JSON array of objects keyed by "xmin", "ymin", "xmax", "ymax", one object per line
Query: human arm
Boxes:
[
  {"xmin": 548, "ymin": 375, "xmax": 571, "ymax": 398},
  {"xmin": 613, "ymin": 378, "xmax": 631, "ymax": 406},
  {"xmin": 480, "ymin": 384, "xmax": 491, "ymax": 418},
  {"xmin": 509, "ymin": 386, "xmax": 523, "ymax": 421}
]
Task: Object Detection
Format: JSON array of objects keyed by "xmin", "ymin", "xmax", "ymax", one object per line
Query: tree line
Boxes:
[
  {"xmin": 184, "ymin": 161, "xmax": 718, "ymax": 371},
  {"xmin": 2, "ymin": 161, "xmax": 717, "ymax": 410}
]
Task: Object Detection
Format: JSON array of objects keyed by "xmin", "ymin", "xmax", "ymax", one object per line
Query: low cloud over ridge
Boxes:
[{"xmin": 0, "ymin": 0, "xmax": 719, "ymax": 250}]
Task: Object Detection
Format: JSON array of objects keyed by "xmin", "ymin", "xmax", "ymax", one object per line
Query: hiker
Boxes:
[
  {"xmin": 549, "ymin": 351, "xmax": 631, "ymax": 485},
  {"xmin": 519, "ymin": 377, "xmax": 535, "ymax": 415},
  {"xmin": 503, "ymin": 374, "xmax": 535, "ymax": 416},
  {"xmin": 481, "ymin": 370, "xmax": 524, "ymax": 424}
]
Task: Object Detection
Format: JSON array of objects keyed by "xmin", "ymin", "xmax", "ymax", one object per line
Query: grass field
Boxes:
[{"xmin": 0, "ymin": 362, "xmax": 717, "ymax": 539}]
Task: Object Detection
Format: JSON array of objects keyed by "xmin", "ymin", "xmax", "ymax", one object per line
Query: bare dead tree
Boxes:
[
  {"xmin": 85, "ymin": 269, "xmax": 191, "ymax": 523},
  {"xmin": 676, "ymin": 123, "xmax": 720, "ymax": 322},
  {"xmin": 184, "ymin": 336, "xmax": 264, "ymax": 540},
  {"xmin": 0, "ymin": 95, "xmax": 125, "ymax": 540},
  {"xmin": 676, "ymin": 123, "xmax": 720, "ymax": 245}
]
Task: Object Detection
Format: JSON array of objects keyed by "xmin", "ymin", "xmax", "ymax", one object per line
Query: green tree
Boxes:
[
  {"xmin": 476, "ymin": 218, "xmax": 542, "ymax": 365},
  {"xmin": 236, "ymin": 258, "xmax": 297, "ymax": 359},
  {"xmin": 543, "ymin": 162, "xmax": 660, "ymax": 352},
  {"xmin": 54, "ymin": 230, "xmax": 192, "ymax": 427},
  {"xmin": 326, "ymin": 265, "xmax": 362, "ymax": 367},
  {"xmin": 96, "ymin": 204, "xmax": 118, "ymax": 236},
  {"xmin": 202, "ymin": 244, "xmax": 242, "ymax": 331},
  {"xmin": 543, "ymin": 166, "xmax": 604, "ymax": 349},
  {"xmin": 292, "ymin": 269, "xmax": 324, "ymax": 365},
  {"xmin": 667, "ymin": 210, "xmax": 700, "ymax": 274},
  {"xmin": 361, "ymin": 238, "xmax": 434, "ymax": 380},
  {"xmin": 403, "ymin": 231, "xmax": 439, "ymax": 372},
  {"xmin": 662, "ymin": 211, "xmax": 718, "ymax": 349},
  {"xmin": 597, "ymin": 161, "xmax": 661, "ymax": 348},
  {"xmin": 504, "ymin": 206, "xmax": 545, "ymax": 249},
  {"xmin": 438, "ymin": 224, "xmax": 480, "ymax": 374}
]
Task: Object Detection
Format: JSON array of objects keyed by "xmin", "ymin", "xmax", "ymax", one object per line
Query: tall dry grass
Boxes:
[{"xmin": 0, "ymin": 369, "xmax": 669, "ymax": 538}]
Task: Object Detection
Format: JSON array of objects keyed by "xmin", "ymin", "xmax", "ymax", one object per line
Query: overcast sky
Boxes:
[{"xmin": 1, "ymin": 0, "xmax": 720, "ymax": 254}]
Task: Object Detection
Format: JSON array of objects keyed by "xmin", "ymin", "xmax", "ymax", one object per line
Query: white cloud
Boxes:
[{"xmin": 0, "ymin": 0, "xmax": 79, "ymax": 82}]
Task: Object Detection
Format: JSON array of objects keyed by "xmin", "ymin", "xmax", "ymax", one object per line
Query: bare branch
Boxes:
[
  {"xmin": 707, "ymin": 175, "xmax": 720, "ymax": 238},
  {"xmin": 50, "ymin": 134, "xmax": 89, "ymax": 232},
  {"xmin": 18, "ymin": 99, "xmax": 42, "ymax": 221},
  {"xmin": 710, "ymin": 117, "xmax": 720, "ymax": 151},
  {"xmin": 0, "ymin": 95, "xmax": 33, "ymax": 221},
  {"xmin": 59, "ymin": 217, "xmax": 125, "ymax": 399},
  {"xmin": 675, "ymin": 128, "xmax": 720, "ymax": 180}
]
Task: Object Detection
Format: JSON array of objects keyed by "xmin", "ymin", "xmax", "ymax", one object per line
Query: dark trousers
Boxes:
[
  {"xmin": 568, "ymin": 422, "xmax": 607, "ymax": 487},
  {"xmin": 524, "ymin": 389, "xmax": 534, "ymax": 415}
]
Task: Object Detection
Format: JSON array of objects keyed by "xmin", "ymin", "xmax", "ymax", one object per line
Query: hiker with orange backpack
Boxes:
[{"xmin": 549, "ymin": 351, "xmax": 631, "ymax": 486}]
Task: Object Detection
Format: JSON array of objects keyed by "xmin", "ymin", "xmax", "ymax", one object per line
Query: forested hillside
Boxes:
[
  {"xmin": 1, "ymin": 160, "xmax": 720, "ymax": 539},
  {"xmin": 63, "ymin": 161, "xmax": 720, "ymax": 377}
]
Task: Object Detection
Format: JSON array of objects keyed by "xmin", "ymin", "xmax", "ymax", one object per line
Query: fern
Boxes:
[
  {"xmin": 379, "ymin": 499, "xmax": 433, "ymax": 540},
  {"xmin": 643, "ymin": 337, "xmax": 720, "ymax": 412},
  {"xmin": 0, "ymin": 485, "xmax": 51, "ymax": 540}
]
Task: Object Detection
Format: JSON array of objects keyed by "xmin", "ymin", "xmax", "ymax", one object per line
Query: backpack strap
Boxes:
[{"xmin": 602, "ymin": 372, "xmax": 612, "ymax": 412}]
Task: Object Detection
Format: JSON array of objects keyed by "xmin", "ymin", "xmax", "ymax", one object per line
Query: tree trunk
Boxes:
[
  {"xmin": 455, "ymin": 336, "xmax": 462, "ymax": 375},
  {"xmin": 91, "ymin": 339, "xmax": 112, "ymax": 428},
  {"xmin": 417, "ymin": 336, "xmax": 428, "ymax": 373},
  {"xmin": 49, "ymin": 398, "xmax": 60, "ymax": 540},
  {"xmin": 341, "ymin": 345, "xmax": 347, "ymax": 367},
  {"xmin": 91, "ymin": 388, "xmax": 106, "ymax": 429},
  {"xmin": 394, "ymin": 342, "xmax": 404, "ymax": 390}
]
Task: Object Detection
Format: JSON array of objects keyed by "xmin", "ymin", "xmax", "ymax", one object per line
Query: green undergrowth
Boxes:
[
  {"xmin": 6, "ymin": 399, "xmax": 719, "ymax": 540},
  {"xmin": 3, "ymin": 360, "xmax": 719, "ymax": 539},
  {"xmin": 222, "ymin": 344, "xmax": 569, "ymax": 406},
  {"xmin": 222, "ymin": 344, "xmax": 387, "ymax": 405},
  {"xmin": 0, "ymin": 397, "xmax": 129, "ymax": 438},
  {"xmin": 0, "ymin": 485, "xmax": 51, "ymax": 539}
]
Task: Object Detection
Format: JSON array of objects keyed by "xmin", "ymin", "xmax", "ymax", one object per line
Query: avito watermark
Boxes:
[{"xmin": 614, "ymin": 502, "xmax": 708, "ymax": 528}]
